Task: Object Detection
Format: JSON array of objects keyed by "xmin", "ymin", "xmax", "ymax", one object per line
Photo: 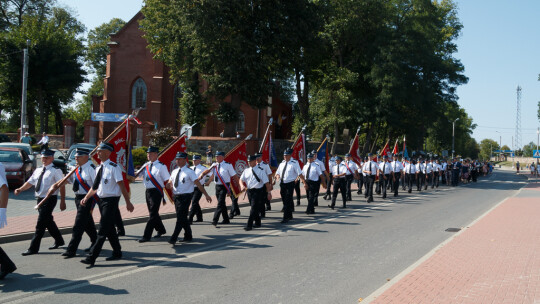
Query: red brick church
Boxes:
[{"xmin": 88, "ymin": 11, "xmax": 292, "ymax": 146}]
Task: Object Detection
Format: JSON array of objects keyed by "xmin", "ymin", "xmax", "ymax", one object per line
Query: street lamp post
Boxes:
[{"xmin": 452, "ymin": 118, "xmax": 459, "ymax": 159}]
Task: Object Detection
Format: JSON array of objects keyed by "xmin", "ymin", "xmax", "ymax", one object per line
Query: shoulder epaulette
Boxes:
[
  {"xmin": 109, "ymin": 162, "xmax": 118, "ymax": 167},
  {"xmin": 290, "ymin": 159, "xmax": 297, "ymax": 163},
  {"xmin": 90, "ymin": 164, "xmax": 96, "ymax": 169},
  {"xmin": 158, "ymin": 161, "xmax": 164, "ymax": 165},
  {"xmin": 52, "ymin": 165, "xmax": 60, "ymax": 169}
]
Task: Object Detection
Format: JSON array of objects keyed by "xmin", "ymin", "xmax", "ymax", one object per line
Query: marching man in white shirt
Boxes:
[
  {"xmin": 138, "ymin": 146, "xmax": 170, "ymax": 243},
  {"xmin": 240, "ymin": 155, "xmax": 272, "ymax": 230},
  {"xmin": 167, "ymin": 152, "xmax": 211, "ymax": 244},
  {"xmin": 343, "ymin": 153, "xmax": 359, "ymax": 201},
  {"xmin": 404, "ymin": 158, "xmax": 417, "ymax": 193},
  {"xmin": 379, "ymin": 155, "xmax": 394, "ymax": 199},
  {"xmin": 329, "ymin": 156, "xmax": 347, "ymax": 209},
  {"xmin": 362, "ymin": 153, "xmax": 379, "ymax": 203},
  {"xmin": 302, "ymin": 153, "xmax": 327, "ymax": 214},
  {"xmin": 274, "ymin": 148, "xmax": 306, "ymax": 224},
  {"xmin": 0, "ymin": 162, "xmax": 16, "ymax": 279},
  {"xmin": 391, "ymin": 154, "xmax": 404, "ymax": 197}
]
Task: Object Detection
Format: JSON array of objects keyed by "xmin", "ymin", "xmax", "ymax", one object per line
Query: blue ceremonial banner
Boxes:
[{"xmin": 91, "ymin": 113, "xmax": 128, "ymax": 122}]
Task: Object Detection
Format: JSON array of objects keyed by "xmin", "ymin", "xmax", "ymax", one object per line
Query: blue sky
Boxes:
[{"xmin": 61, "ymin": 0, "xmax": 540, "ymax": 149}]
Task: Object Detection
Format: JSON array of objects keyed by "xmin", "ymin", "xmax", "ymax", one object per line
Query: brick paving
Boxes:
[{"xmin": 368, "ymin": 178, "xmax": 540, "ymax": 304}]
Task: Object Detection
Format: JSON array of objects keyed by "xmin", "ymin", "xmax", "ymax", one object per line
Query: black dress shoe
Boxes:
[
  {"xmin": 195, "ymin": 219, "xmax": 203, "ymax": 222},
  {"xmin": 80, "ymin": 258, "xmax": 95, "ymax": 267},
  {"xmin": 253, "ymin": 224, "xmax": 261, "ymax": 228},
  {"xmin": 153, "ymin": 231, "xmax": 166, "ymax": 238},
  {"xmin": 179, "ymin": 237, "xmax": 193, "ymax": 242},
  {"xmin": 167, "ymin": 238, "xmax": 177, "ymax": 245},
  {"xmin": 212, "ymin": 221, "xmax": 218, "ymax": 226},
  {"xmin": 117, "ymin": 230, "xmax": 125, "ymax": 236},
  {"xmin": 408, "ymin": 189, "xmax": 412, "ymax": 193},
  {"xmin": 296, "ymin": 201, "xmax": 300, "ymax": 206},
  {"xmin": 328, "ymin": 204, "xmax": 334, "ymax": 210},
  {"xmin": 234, "ymin": 210, "xmax": 241, "ymax": 216},
  {"xmin": 62, "ymin": 251, "xmax": 76, "ymax": 258},
  {"xmin": 138, "ymin": 238, "xmax": 151, "ymax": 243},
  {"xmin": 105, "ymin": 253, "xmax": 122, "ymax": 261},
  {"xmin": 266, "ymin": 205, "xmax": 271, "ymax": 211},
  {"xmin": 280, "ymin": 219, "xmax": 289, "ymax": 224},
  {"xmin": 49, "ymin": 242, "xmax": 65, "ymax": 250},
  {"xmin": 21, "ymin": 250, "xmax": 37, "ymax": 256},
  {"xmin": 219, "ymin": 220, "xmax": 230, "ymax": 224},
  {"xmin": 228, "ymin": 213, "xmax": 235, "ymax": 219},
  {"xmin": 0, "ymin": 268, "xmax": 15, "ymax": 280},
  {"xmin": 244, "ymin": 227, "xmax": 252, "ymax": 231},
  {"xmin": 342, "ymin": 205, "xmax": 347, "ymax": 208}
]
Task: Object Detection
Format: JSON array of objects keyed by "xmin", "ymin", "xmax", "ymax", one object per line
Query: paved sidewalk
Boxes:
[{"xmin": 365, "ymin": 176, "xmax": 540, "ymax": 303}]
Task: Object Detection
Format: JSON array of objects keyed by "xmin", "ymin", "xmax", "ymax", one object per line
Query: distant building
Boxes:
[{"xmin": 88, "ymin": 12, "xmax": 292, "ymax": 146}]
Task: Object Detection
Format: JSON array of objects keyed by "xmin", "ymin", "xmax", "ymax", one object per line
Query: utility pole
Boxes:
[
  {"xmin": 20, "ymin": 39, "xmax": 30, "ymax": 139},
  {"xmin": 452, "ymin": 118, "xmax": 459, "ymax": 159}
]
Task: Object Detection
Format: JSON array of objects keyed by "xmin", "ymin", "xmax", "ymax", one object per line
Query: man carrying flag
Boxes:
[
  {"xmin": 138, "ymin": 146, "xmax": 170, "ymax": 243},
  {"xmin": 200, "ymin": 151, "xmax": 239, "ymax": 226}
]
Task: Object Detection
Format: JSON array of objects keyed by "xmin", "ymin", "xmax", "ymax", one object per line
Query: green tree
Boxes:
[
  {"xmin": 479, "ymin": 139, "xmax": 499, "ymax": 161},
  {"xmin": 522, "ymin": 141, "xmax": 535, "ymax": 157},
  {"xmin": 86, "ymin": 18, "xmax": 125, "ymax": 78},
  {"xmin": 0, "ymin": 0, "xmax": 53, "ymax": 31}
]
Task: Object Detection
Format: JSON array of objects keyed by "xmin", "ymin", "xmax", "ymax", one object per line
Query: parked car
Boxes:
[
  {"xmin": 0, "ymin": 134, "xmax": 11, "ymax": 143},
  {"xmin": 0, "ymin": 142, "xmax": 37, "ymax": 171},
  {"xmin": 51, "ymin": 149, "xmax": 67, "ymax": 174},
  {"xmin": 65, "ymin": 143, "xmax": 95, "ymax": 168},
  {"xmin": 0, "ymin": 147, "xmax": 33, "ymax": 187}
]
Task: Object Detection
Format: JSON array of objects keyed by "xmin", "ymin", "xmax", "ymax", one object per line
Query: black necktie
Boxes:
[
  {"xmin": 306, "ymin": 163, "xmax": 312, "ymax": 180},
  {"xmin": 383, "ymin": 163, "xmax": 386, "ymax": 174},
  {"xmin": 369, "ymin": 162, "xmax": 372, "ymax": 175},
  {"xmin": 282, "ymin": 161, "xmax": 288, "ymax": 178},
  {"xmin": 36, "ymin": 167, "xmax": 46, "ymax": 192},
  {"xmin": 252, "ymin": 168, "xmax": 260, "ymax": 183},
  {"xmin": 174, "ymin": 167, "xmax": 182, "ymax": 187},
  {"xmin": 92, "ymin": 165, "xmax": 103, "ymax": 190},
  {"xmin": 214, "ymin": 163, "xmax": 220, "ymax": 182},
  {"xmin": 337, "ymin": 164, "xmax": 340, "ymax": 175},
  {"xmin": 73, "ymin": 167, "xmax": 80, "ymax": 192}
]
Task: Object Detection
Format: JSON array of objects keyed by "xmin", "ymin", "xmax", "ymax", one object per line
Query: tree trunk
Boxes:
[
  {"xmin": 53, "ymin": 105, "xmax": 63, "ymax": 134},
  {"xmin": 223, "ymin": 93, "xmax": 242, "ymax": 137},
  {"xmin": 363, "ymin": 122, "xmax": 373, "ymax": 154},
  {"xmin": 27, "ymin": 106, "xmax": 35, "ymax": 134},
  {"xmin": 330, "ymin": 107, "xmax": 339, "ymax": 155}
]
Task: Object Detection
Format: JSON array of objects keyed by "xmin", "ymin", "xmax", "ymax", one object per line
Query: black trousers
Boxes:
[
  {"xmin": 143, "ymin": 188, "xmax": 166, "ymax": 239},
  {"xmin": 326, "ymin": 174, "xmax": 333, "ymax": 196},
  {"xmin": 452, "ymin": 169, "xmax": 459, "ymax": 186},
  {"xmin": 434, "ymin": 172, "xmax": 440, "ymax": 187},
  {"xmin": 171, "ymin": 193, "xmax": 193, "ymax": 242},
  {"xmin": 88, "ymin": 197, "xmax": 122, "ymax": 261},
  {"xmin": 280, "ymin": 181, "xmax": 295, "ymax": 220},
  {"xmin": 259, "ymin": 186, "xmax": 267, "ymax": 217},
  {"xmin": 306, "ymin": 180, "xmax": 320, "ymax": 212},
  {"xmin": 331, "ymin": 178, "xmax": 347, "ymax": 207},
  {"xmin": 115, "ymin": 203, "xmax": 124, "ymax": 233},
  {"xmin": 294, "ymin": 180, "xmax": 301, "ymax": 204},
  {"xmin": 393, "ymin": 173, "xmax": 401, "ymax": 195},
  {"xmin": 365, "ymin": 175, "xmax": 375, "ymax": 201},
  {"xmin": 405, "ymin": 173, "xmax": 415, "ymax": 191},
  {"xmin": 345, "ymin": 174, "xmax": 354, "ymax": 200},
  {"xmin": 425, "ymin": 172, "xmax": 433, "ymax": 189},
  {"xmin": 381, "ymin": 174, "xmax": 391, "ymax": 197},
  {"xmin": 0, "ymin": 246, "xmax": 16, "ymax": 273},
  {"xmin": 358, "ymin": 174, "xmax": 364, "ymax": 194},
  {"xmin": 189, "ymin": 187, "xmax": 203, "ymax": 222},
  {"xmin": 29, "ymin": 196, "xmax": 64, "ymax": 252},
  {"xmin": 65, "ymin": 194, "xmax": 97, "ymax": 254},
  {"xmin": 213, "ymin": 184, "xmax": 231, "ymax": 223},
  {"xmin": 229, "ymin": 193, "xmax": 240, "ymax": 214},
  {"xmin": 417, "ymin": 173, "xmax": 425, "ymax": 190},
  {"xmin": 247, "ymin": 188, "xmax": 263, "ymax": 228}
]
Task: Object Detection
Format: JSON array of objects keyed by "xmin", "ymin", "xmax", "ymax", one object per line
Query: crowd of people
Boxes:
[{"xmin": 0, "ymin": 142, "xmax": 494, "ymax": 279}]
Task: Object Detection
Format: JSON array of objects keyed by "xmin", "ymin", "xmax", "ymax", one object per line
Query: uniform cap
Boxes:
[
  {"xmin": 193, "ymin": 155, "xmax": 201, "ymax": 160},
  {"xmin": 345, "ymin": 153, "xmax": 351, "ymax": 157},
  {"xmin": 283, "ymin": 148, "xmax": 292, "ymax": 155},
  {"xmin": 41, "ymin": 149, "xmax": 54, "ymax": 157},
  {"xmin": 256, "ymin": 153, "xmax": 263, "ymax": 159},
  {"xmin": 383, "ymin": 155, "xmax": 388, "ymax": 159},
  {"xmin": 175, "ymin": 152, "xmax": 188, "ymax": 159},
  {"xmin": 367, "ymin": 153, "xmax": 373, "ymax": 157},
  {"xmin": 335, "ymin": 156, "xmax": 343, "ymax": 161},
  {"xmin": 307, "ymin": 152, "xmax": 315, "ymax": 159},
  {"xmin": 216, "ymin": 151, "xmax": 225, "ymax": 157},
  {"xmin": 146, "ymin": 146, "xmax": 159, "ymax": 153},
  {"xmin": 247, "ymin": 154, "xmax": 257, "ymax": 161},
  {"xmin": 97, "ymin": 142, "xmax": 114, "ymax": 151},
  {"xmin": 74, "ymin": 148, "xmax": 90, "ymax": 156}
]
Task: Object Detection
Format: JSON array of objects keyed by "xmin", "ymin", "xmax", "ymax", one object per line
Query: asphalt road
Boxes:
[{"xmin": 0, "ymin": 169, "xmax": 527, "ymax": 304}]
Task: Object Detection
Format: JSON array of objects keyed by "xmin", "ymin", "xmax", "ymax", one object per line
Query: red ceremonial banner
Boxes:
[
  {"xmin": 392, "ymin": 138, "xmax": 399, "ymax": 155},
  {"xmin": 349, "ymin": 134, "xmax": 362, "ymax": 165},
  {"xmin": 292, "ymin": 133, "xmax": 306, "ymax": 169},
  {"xmin": 92, "ymin": 120, "xmax": 130, "ymax": 192},
  {"xmin": 225, "ymin": 141, "xmax": 248, "ymax": 198}
]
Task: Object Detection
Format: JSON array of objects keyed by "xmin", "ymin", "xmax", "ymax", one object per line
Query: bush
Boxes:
[
  {"xmin": 132, "ymin": 146, "xmax": 148, "ymax": 167},
  {"xmin": 148, "ymin": 127, "xmax": 175, "ymax": 147}
]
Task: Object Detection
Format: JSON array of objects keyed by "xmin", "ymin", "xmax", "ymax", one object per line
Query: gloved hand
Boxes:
[{"xmin": 0, "ymin": 208, "xmax": 7, "ymax": 229}]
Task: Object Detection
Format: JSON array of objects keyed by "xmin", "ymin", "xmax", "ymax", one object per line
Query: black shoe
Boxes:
[
  {"xmin": 167, "ymin": 238, "xmax": 177, "ymax": 245},
  {"xmin": 117, "ymin": 230, "xmax": 125, "ymax": 236},
  {"xmin": 394, "ymin": 193, "xmax": 398, "ymax": 197},
  {"xmin": 266, "ymin": 205, "xmax": 271, "ymax": 211},
  {"xmin": 21, "ymin": 250, "xmax": 37, "ymax": 256},
  {"xmin": 228, "ymin": 213, "xmax": 235, "ymax": 219},
  {"xmin": 382, "ymin": 195, "xmax": 386, "ymax": 199},
  {"xmin": 62, "ymin": 251, "xmax": 76, "ymax": 258},
  {"xmin": 80, "ymin": 258, "xmax": 95, "ymax": 267},
  {"xmin": 408, "ymin": 189, "xmax": 412, "ymax": 193},
  {"xmin": 0, "ymin": 267, "xmax": 16, "ymax": 280},
  {"xmin": 48, "ymin": 242, "xmax": 65, "ymax": 250},
  {"xmin": 244, "ymin": 227, "xmax": 252, "ymax": 231},
  {"xmin": 179, "ymin": 237, "xmax": 193, "ymax": 242},
  {"xmin": 105, "ymin": 253, "xmax": 122, "ymax": 261},
  {"xmin": 153, "ymin": 231, "xmax": 166, "ymax": 238},
  {"xmin": 195, "ymin": 219, "xmax": 203, "ymax": 222},
  {"xmin": 342, "ymin": 205, "xmax": 347, "ymax": 208},
  {"xmin": 219, "ymin": 220, "xmax": 230, "ymax": 224},
  {"xmin": 328, "ymin": 204, "xmax": 334, "ymax": 210},
  {"xmin": 235, "ymin": 210, "xmax": 241, "ymax": 216},
  {"xmin": 138, "ymin": 238, "xmax": 151, "ymax": 243},
  {"xmin": 280, "ymin": 219, "xmax": 289, "ymax": 224},
  {"xmin": 296, "ymin": 201, "xmax": 300, "ymax": 206},
  {"xmin": 212, "ymin": 221, "xmax": 218, "ymax": 226},
  {"xmin": 253, "ymin": 224, "xmax": 261, "ymax": 228}
]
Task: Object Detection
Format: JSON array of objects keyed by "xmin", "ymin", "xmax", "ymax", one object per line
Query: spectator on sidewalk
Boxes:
[
  {"xmin": 516, "ymin": 161, "xmax": 520, "ymax": 174},
  {"xmin": 36, "ymin": 132, "xmax": 49, "ymax": 151},
  {"xmin": 20, "ymin": 132, "xmax": 32, "ymax": 144}
]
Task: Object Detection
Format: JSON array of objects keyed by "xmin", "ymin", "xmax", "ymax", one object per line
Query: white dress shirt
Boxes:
[
  {"xmin": 380, "ymin": 161, "xmax": 393, "ymax": 175},
  {"xmin": 276, "ymin": 159, "xmax": 302, "ymax": 183},
  {"xmin": 211, "ymin": 161, "xmax": 237, "ymax": 184},
  {"xmin": 67, "ymin": 161, "xmax": 96, "ymax": 195},
  {"xmin": 343, "ymin": 160, "xmax": 358, "ymax": 176},
  {"xmin": 416, "ymin": 163, "xmax": 425, "ymax": 174},
  {"xmin": 314, "ymin": 159, "xmax": 326, "ymax": 172},
  {"xmin": 142, "ymin": 160, "xmax": 170, "ymax": 189},
  {"xmin": 240, "ymin": 165, "xmax": 269, "ymax": 189},
  {"xmin": 391, "ymin": 160, "xmax": 404, "ymax": 173},
  {"xmin": 425, "ymin": 163, "xmax": 433, "ymax": 174},
  {"xmin": 257, "ymin": 161, "xmax": 273, "ymax": 176},
  {"xmin": 331, "ymin": 162, "xmax": 347, "ymax": 177},
  {"xmin": 362, "ymin": 161, "xmax": 379, "ymax": 176},
  {"xmin": 169, "ymin": 164, "xmax": 199, "ymax": 194},
  {"xmin": 302, "ymin": 162, "xmax": 323, "ymax": 182},
  {"xmin": 0, "ymin": 163, "xmax": 7, "ymax": 188},
  {"xmin": 95, "ymin": 159, "xmax": 123, "ymax": 198},
  {"xmin": 404, "ymin": 163, "xmax": 417, "ymax": 174},
  {"xmin": 192, "ymin": 163, "xmax": 211, "ymax": 187},
  {"xmin": 28, "ymin": 163, "xmax": 64, "ymax": 197}
]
